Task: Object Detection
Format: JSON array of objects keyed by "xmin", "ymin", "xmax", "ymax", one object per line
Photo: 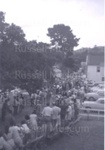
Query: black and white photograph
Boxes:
[{"xmin": 0, "ymin": 0, "xmax": 104, "ymax": 150}]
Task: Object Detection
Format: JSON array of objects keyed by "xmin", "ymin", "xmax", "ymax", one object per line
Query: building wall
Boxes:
[
  {"xmin": 87, "ymin": 65, "xmax": 104, "ymax": 83},
  {"xmin": 100, "ymin": 66, "xmax": 104, "ymax": 81}
]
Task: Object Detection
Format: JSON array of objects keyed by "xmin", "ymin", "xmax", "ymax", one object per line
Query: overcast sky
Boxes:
[{"xmin": 0, "ymin": 0, "xmax": 104, "ymax": 49}]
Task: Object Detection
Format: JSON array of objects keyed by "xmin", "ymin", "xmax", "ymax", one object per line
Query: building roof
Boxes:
[{"xmin": 87, "ymin": 53, "xmax": 104, "ymax": 66}]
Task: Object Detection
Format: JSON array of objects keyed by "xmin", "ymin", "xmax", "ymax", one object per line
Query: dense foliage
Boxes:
[{"xmin": 0, "ymin": 12, "xmax": 80, "ymax": 92}]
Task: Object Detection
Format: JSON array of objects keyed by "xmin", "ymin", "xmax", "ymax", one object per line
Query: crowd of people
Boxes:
[{"xmin": 0, "ymin": 73, "xmax": 91, "ymax": 150}]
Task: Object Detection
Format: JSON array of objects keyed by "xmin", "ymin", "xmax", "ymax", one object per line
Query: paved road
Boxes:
[{"xmin": 45, "ymin": 119, "xmax": 104, "ymax": 150}]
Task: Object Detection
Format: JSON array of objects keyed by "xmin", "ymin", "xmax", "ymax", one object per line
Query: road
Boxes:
[{"xmin": 44, "ymin": 118, "xmax": 104, "ymax": 150}]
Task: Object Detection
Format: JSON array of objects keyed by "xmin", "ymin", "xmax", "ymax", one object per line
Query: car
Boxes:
[
  {"xmin": 96, "ymin": 89, "xmax": 104, "ymax": 98},
  {"xmin": 98, "ymin": 83, "xmax": 104, "ymax": 89},
  {"xmin": 90, "ymin": 86, "xmax": 101, "ymax": 93},
  {"xmin": 82, "ymin": 98, "xmax": 104, "ymax": 110},
  {"xmin": 85, "ymin": 88, "xmax": 104, "ymax": 101},
  {"xmin": 85, "ymin": 92, "xmax": 99, "ymax": 101}
]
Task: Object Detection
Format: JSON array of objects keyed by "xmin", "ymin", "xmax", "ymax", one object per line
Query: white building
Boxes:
[{"xmin": 86, "ymin": 52, "xmax": 104, "ymax": 83}]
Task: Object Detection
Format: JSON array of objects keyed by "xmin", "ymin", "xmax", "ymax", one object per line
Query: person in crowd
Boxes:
[
  {"xmin": 80, "ymin": 87, "xmax": 85, "ymax": 103},
  {"xmin": 52, "ymin": 102, "xmax": 61, "ymax": 132},
  {"xmin": 65, "ymin": 95, "xmax": 72, "ymax": 105},
  {"xmin": 19, "ymin": 94, "xmax": 24, "ymax": 111},
  {"xmin": 30, "ymin": 93, "xmax": 34, "ymax": 107},
  {"xmin": 42, "ymin": 103, "xmax": 53, "ymax": 135},
  {"xmin": 4, "ymin": 109, "xmax": 15, "ymax": 127},
  {"xmin": 66, "ymin": 103, "xmax": 72, "ymax": 126},
  {"xmin": 60, "ymin": 101, "xmax": 68, "ymax": 128},
  {"xmin": 34, "ymin": 92, "xmax": 38, "ymax": 106},
  {"xmin": 25, "ymin": 115, "xmax": 31, "ymax": 129},
  {"xmin": 9, "ymin": 121, "xmax": 23, "ymax": 148},
  {"xmin": 30, "ymin": 110, "xmax": 38, "ymax": 138},
  {"xmin": 70, "ymin": 100, "xmax": 75, "ymax": 121},
  {"xmin": 68, "ymin": 81, "xmax": 72, "ymax": 89},
  {"xmin": 20, "ymin": 120, "xmax": 31, "ymax": 144},
  {"xmin": 0, "ymin": 131, "xmax": 13, "ymax": 150},
  {"xmin": 42, "ymin": 103, "xmax": 53, "ymax": 120},
  {"xmin": 46, "ymin": 90, "xmax": 51, "ymax": 104},
  {"xmin": 1, "ymin": 99, "xmax": 10, "ymax": 122},
  {"xmin": 62, "ymin": 82, "xmax": 66, "ymax": 91},
  {"xmin": 56, "ymin": 85, "xmax": 60, "ymax": 94},
  {"xmin": 3, "ymin": 126, "xmax": 16, "ymax": 150},
  {"xmin": 73, "ymin": 98, "xmax": 79, "ymax": 120},
  {"xmin": 13, "ymin": 96, "xmax": 20, "ymax": 115}
]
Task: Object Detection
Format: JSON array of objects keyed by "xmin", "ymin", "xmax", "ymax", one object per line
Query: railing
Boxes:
[
  {"xmin": 80, "ymin": 107, "xmax": 104, "ymax": 120},
  {"xmin": 16, "ymin": 107, "xmax": 104, "ymax": 150},
  {"xmin": 22, "ymin": 135, "xmax": 45, "ymax": 150},
  {"xmin": 22, "ymin": 116, "xmax": 81, "ymax": 150},
  {"xmin": 20, "ymin": 108, "xmax": 104, "ymax": 150}
]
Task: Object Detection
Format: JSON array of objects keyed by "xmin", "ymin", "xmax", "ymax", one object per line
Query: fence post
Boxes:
[
  {"xmin": 87, "ymin": 109, "xmax": 90, "ymax": 120},
  {"xmin": 98, "ymin": 111, "xmax": 100, "ymax": 120}
]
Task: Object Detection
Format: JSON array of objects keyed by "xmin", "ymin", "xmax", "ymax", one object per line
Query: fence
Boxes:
[
  {"xmin": 18, "ymin": 108, "xmax": 105, "ymax": 150},
  {"xmin": 80, "ymin": 108, "xmax": 104, "ymax": 120},
  {"xmin": 21, "ymin": 120, "xmax": 62, "ymax": 150}
]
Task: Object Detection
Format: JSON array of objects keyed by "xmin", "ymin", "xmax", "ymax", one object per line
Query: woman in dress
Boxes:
[
  {"xmin": 29, "ymin": 110, "xmax": 38, "ymax": 138},
  {"xmin": 66, "ymin": 104, "xmax": 72, "ymax": 126}
]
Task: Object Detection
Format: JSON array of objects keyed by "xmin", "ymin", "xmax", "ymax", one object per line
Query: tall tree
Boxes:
[
  {"xmin": 47, "ymin": 24, "xmax": 80, "ymax": 54},
  {"xmin": 0, "ymin": 12, "xmax": 55, "ymax": 91},
  {"xmin": 47, "ymin": 24, "xmax": 80, "ymax": 72},
  {"xmin": 0, "ymin": 11, "xmax": 9, "ymax": 41}
]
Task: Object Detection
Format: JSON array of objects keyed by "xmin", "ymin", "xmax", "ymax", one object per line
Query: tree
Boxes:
[
  {"xmin": 0, "ymin": 11, "xmax": 9, "ymax": 41},
  {"xmin": 5, "ymin": 23, "xmax": 26, "ymax": 44},
  {"xmin": 47, "ymin": 24, "xmax": 80, "ymax": 54},
  {"xmin": 47, "ymin": 24, "xmax": 80, "ymax": 72},
  {"xmin": 0, "ymin": 11, "xmax": 27, "ymax": 90},
  {"xmin": 0, "ymin": 12, "xmax": 55, "ymax": 91}
]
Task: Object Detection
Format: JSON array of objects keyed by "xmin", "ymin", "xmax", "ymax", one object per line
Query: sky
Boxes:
[{"xmin": 0, "ymin": 0, "xmax": 104, "ymax": 49}]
